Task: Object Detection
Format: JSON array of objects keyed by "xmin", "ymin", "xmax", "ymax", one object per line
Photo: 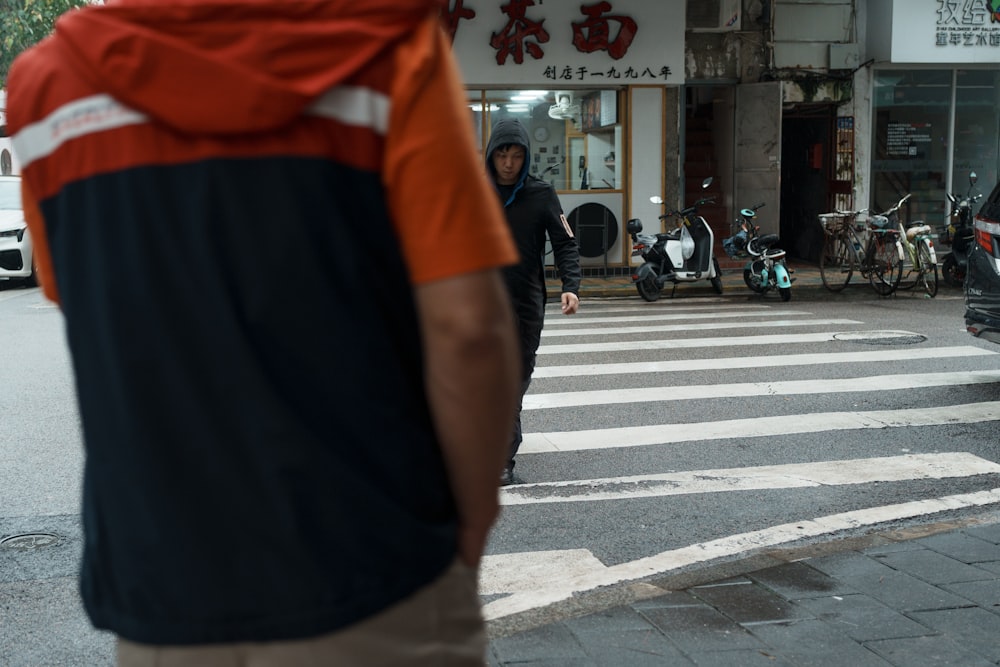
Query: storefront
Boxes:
[
  {"xmin": 447, "ymin": 0, "xmax": 689, "ymax": 272},
  {"xmin": 866, "ymin": 0, "xmax": 1000, "ymax": 227}
]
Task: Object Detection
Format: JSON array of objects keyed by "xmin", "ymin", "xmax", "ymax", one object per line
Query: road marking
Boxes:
[
  {"xmin": 500, "ymin": 453, "xmax": 1000, "ymax": 505},
  {"xmin": 546, "ymin": 296, "xmax": 732, "ymax": 309},
  {"xmin": 544, "ymin": 309, "xmax": 808, "ymax": 327},
  {"xmin": 541, "ymin": 318, "xmax": 860, "ymax": 337},
  {"xmin": 531, "ymin": 346, "xmax": 996, "ymax": 378},
  {"xmin": 536, "ymin": 330, "xmax": 916, "ymax": 354},
  {"xmin": 834, "ymin": 330, "xmax": 925, "ymax": 341},
  {"xmin": 520, "ymin": 401, "xmax": 1000, "ymax": 453},
  {"xmin": 524, "ymin": 370, "xmax": 1000, "ymax": 409},
  {"xmin": 481, "ymin": 487, "xmax": 1000, "ymax": 620},
  {"xmin": 544, "ymin": 303, "xmax": 780, "ymax": 317}
]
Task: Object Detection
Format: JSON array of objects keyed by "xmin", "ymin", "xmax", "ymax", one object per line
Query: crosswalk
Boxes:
[{"xmin": 481, "ymin": 296, "xmax": 1000, "ymax": 621}]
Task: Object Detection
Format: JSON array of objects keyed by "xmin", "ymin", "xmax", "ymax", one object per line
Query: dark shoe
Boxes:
[{"xmin": 500, "ymin": 464, "xmax": 515, "ymax": 486}]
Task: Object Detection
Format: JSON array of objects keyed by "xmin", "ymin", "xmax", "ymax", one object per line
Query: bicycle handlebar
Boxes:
[{"xmin": 870, "ymin": 194, "xmax": 911, "ymax": 217}]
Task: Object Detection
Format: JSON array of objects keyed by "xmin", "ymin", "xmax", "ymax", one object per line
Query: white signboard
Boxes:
[
  {"xmin": 445, "ymin": 0, "xmax": 686, "ymax": 86},
  {"xmin": 891, "ymin": 0, "xmax": 1000, "ymax": 63}
]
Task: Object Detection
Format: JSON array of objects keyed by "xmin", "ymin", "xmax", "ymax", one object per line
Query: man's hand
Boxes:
[{"xmin": 561, "ymin": 292, "xmax": 580, "ymax": 315}]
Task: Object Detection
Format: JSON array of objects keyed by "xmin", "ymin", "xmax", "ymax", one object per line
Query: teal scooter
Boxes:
[{"xmin": 723, "ymin": 203, "xmax": 793, "ymax": 301}]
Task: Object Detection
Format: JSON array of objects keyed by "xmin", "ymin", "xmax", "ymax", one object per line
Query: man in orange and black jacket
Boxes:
[{"xmin": 8, "ymin": 0, "xmax": 521, "ymax": 662}]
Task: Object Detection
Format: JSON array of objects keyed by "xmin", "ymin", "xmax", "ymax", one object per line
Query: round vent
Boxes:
[{"xmin": 567, "ymin": 203, "xmax": 619, "ymax": 258}]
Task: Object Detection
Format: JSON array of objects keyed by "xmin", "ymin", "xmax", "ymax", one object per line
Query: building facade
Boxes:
[
  {"xmin": 4, "ymin": 1, "xmax": 998, "ymax": 272},
  {"xmin": 450, "ymin": 0, "xmax": 1000, "ymax": 272}
]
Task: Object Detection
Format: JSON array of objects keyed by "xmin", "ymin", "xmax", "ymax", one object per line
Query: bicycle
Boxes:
[
  {"xmin": 888, "ymin": 195, "xmax": 938, "ymax": 297},
  {"xmin": 819, "ymin": 207, "xmax": 904, "ymax": 295}
]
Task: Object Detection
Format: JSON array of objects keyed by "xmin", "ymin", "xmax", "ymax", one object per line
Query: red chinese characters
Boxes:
[
  {"xmin": 572, "ymin": 1, "xmax": 638, "ymax": 60},
  {"xmin": 460, "ymin": 0, "xmax": 646, "ymax": 69},
  {"xmin": 490, "ymin": 0, "xmax": 550, "ymax": 65},
  {"xmin": 441, "ymin": 0, "xmax": 476, "ymax": 42}
]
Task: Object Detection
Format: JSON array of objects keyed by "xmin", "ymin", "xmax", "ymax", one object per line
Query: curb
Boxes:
[
  {"xmin": 551, "ymin": 266, "xmax": 964, "ymax": 300},
  {"xmin": 486, "ymin": 509, "xmax": 1000, "ymax": 640}
]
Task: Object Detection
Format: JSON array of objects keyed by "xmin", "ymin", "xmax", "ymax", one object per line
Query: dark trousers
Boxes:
[
  {"xmin": 508, "ymin": 376, "xmax": 533, "ymax": 467},
  {"xmin": 509, "ymin": 311, "xmax": 542, "ymax": 467}
]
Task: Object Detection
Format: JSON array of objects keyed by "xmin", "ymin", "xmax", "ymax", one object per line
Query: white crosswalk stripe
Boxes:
[
  {"xmin": 524, "ymin": 371, "xmax": 1000, "ymax": 409},
  {"xmin": 541, "ymin": 317, "xmax": 859, "ymax": 337},
  {"xmin": 484, "ymin": 298, "xmax": 1000, "ymax": 621},
  {"xmin": 542, "ymin": 308, "xmax": 808, "ymax": 326},
  {"xmin": 537, "ymin": 330, "xmax": 916, "ymax": 354},
  {"xmin": 531, "ymin": 345, "xmax": 995, "ymax": 377},
  {"xmin": 500, "ymin": 453, "xmax": 1000, "ymax": 505},
  {"xmin": 520, "ymin": 402, "xmax": 1000, "ymax": 452}
]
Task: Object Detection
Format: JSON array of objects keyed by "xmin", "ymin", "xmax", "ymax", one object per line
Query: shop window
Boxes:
[
  {"xmin": 954, "ymin": 70, "xmax": 1000, "ymax": 195},
  {"xmin": 873, "ymin": 69, "xmax": 1000, "ymax": 225},
  {"xmin": 469, "ymin": 89, "xmax": 623, "ymax": 194},
  {"xmin": 872, "ymin": 70, "xmax": 951, "ymax": 224}
]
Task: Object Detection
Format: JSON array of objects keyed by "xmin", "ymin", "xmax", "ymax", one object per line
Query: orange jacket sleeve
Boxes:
[
  {"xmin": 20, "ymin": 179, "xmax": 59, "ymax": 303},
  {"xmin": 383, "ymin": 16, "xmax": 517, "ymax": 285}
]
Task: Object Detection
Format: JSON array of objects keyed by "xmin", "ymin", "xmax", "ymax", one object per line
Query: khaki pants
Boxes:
[{"xmin": 117, "ymin": 560, "xmax": 485, "ymax": 666}]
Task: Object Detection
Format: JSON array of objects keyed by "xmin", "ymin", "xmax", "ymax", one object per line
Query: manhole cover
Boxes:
[
  {"xmin": 0, "ymin": 533, "xmax": 60, "ymax": 551},
  {"xmin": 833, "ymin": 331, "xmax": 927, "ymax": 345}
]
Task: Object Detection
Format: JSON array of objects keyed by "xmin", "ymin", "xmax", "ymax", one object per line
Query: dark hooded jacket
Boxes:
[
  {"xmin": 486, "ymin": 119, "xmax": 581, "ymax": 369},
  {"xmin": 6, "ymin": 0, "xmax": 517, "ymax": 646}
]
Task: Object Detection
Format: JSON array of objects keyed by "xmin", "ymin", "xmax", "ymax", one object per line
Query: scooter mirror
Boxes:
[
  {"xmin": 701, "ymin": 177, "xmax": 713, "ymax": 189},
  {"xmin": 650, "ymin": 196, "xmax": 664, "ymax": 204},
  {"xmin": 970, "ymin": 172, "xmax": 978, "ymax": 185}
]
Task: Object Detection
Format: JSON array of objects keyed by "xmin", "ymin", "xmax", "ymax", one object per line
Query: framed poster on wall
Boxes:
[{"xmin": 581, "ymin": 91, "xmax": 618, "ymax": 132}]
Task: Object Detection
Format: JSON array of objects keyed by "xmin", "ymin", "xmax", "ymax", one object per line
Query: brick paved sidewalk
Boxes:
[{"xmin": 487, "ymin": 517, "xmax": 1000, "ymax": 666}]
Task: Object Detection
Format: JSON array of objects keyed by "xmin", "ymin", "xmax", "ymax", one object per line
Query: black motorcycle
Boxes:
[{"xmin": 942, "ymin": 171, "xmax": 982, "ymax": 287}]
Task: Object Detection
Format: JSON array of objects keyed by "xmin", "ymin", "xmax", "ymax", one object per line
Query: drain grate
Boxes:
[
  {"xmin": 0, "ymin": 533, "xmax": 60, "ymax": 551},
  {"xmin": 833, "ymin": 331, "xmax": 928, "ymax": 346}
]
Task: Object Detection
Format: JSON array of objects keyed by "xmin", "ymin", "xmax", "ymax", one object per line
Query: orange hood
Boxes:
[{"xmin": 52, "ymin": 0, "xmax": 444, "ymax": 134}]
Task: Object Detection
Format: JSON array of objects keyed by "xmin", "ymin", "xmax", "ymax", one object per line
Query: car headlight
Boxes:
[{"xmin": 0, "ymin": 227, "xmax": 26, "ymax": 241}]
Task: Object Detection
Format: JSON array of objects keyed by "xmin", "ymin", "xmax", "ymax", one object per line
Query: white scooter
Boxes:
[{"xmin": 626, "ymin": 177, "xmax": 723, "ymax": 301}]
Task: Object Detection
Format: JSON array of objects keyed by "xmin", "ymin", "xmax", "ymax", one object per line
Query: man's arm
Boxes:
[
  {"xmin": 415, "ymin": 269, "xmax": 520, "ymax": 568},
  {"xmin": 20, "ymin": 179, "xmax": 59, "ymax": 303},
  {"xmin": 543, "ymin": 189, "xmax": 582, "ymax": 314}
]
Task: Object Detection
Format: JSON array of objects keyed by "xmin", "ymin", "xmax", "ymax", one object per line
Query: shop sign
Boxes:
[
  {"xmin": 890, "ymin": 0, "xmax": 1000, "ymax": 63},
  {"xmin": 443, "ymin": 0, "xmax": 685, "ymax": 85}
]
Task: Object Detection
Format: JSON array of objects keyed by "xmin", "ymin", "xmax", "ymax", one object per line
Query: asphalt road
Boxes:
[
  {"xmin": 2, "ymin": 280, "xmax": 999, "ymax": 664},
  {"xmin": 483, "ymin": 285, "xmax": 1000, "ymax": 633}
]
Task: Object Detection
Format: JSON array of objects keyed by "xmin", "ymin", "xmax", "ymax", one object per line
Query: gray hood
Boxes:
[{"xmin": 485, "ymin": 118, "xmax": 531, "ymax": 203}]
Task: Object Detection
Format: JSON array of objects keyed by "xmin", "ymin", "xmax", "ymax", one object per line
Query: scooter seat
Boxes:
[{"xmin": 747, "ymin": 233, "xmax": 780, "ymax": 257}]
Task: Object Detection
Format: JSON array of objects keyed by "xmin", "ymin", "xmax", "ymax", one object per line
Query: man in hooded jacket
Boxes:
[
  {"xmin": 8, "ymin": 0, "xmax": 522, "ymax": 663},
  {"xmin": 485, "ymin": 118, "xmax": 582, "ymax": 485}
]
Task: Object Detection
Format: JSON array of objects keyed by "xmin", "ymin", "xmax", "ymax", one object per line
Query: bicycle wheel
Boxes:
[
  {"xmin": 819, "ymin": 234, "xmax": 855, "ymax": 292},
  {"xmin": 916, "ymin": 241, "xmax": 938, "ymax": 297},
  {"xmin": 868, "ymin": 235, "xmax": 903, "ymax": 296}
]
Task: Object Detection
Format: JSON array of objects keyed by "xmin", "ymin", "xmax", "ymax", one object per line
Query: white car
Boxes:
[{"xmin": 0, "ymin": 176, "xmax": 36, "ymax": 286}]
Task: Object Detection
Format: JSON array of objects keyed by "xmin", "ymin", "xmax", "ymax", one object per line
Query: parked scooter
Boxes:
[
  {"xmin": 941, "ymin": 171, "xmax": 982, "ymax": 287},
  {"xmin": 722, "ymin": 202, "xmax": 793, "ymax": 301},
  {"xmin": 626, "ymin": 177, "xmax": 723, "ymax": 301}
]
